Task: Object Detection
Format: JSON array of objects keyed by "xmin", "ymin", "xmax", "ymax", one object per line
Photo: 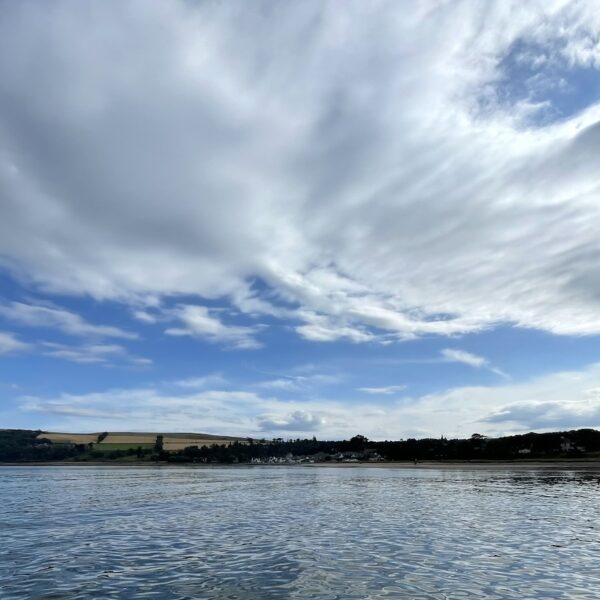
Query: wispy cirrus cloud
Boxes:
[
  {"xmin": 173, "ymin": 373, "xmax": 229, "ymax": 389},
  {"xmin": 358, "ymin": 385, "xmax": 406, "ymax": 395},
  {"xmin": 0, "ymin": 301, "xmax": 136, "ymax": 339},
  {"xmin": 165, "ymin": 305, "xmax": 261, "ymax": 349},
  {"xmin": 441, "ymin": 349, "xmax": 488, "ymax": 369},
  {"xmin": 0, "ymin": 331, "xmax": 30, "ymax": 355},
  {"xmin": 442, "ymin": 349, "xmax": 508, "ymax": 378},
  {"xmin": 256, "ymin": 378, "xmax": 301, "ymax": 391},
  {"xmin": 39, "ymin": 341, "xmax": 151, "ymax": 366},
  {"xmin": 0, "ymin": 329, "xmax": 150, "ymax": 367},
  {"xmin": 1, "ymin": 1, "xmax": 600, "ymax": 345},
  {"xmin": 255, "ymin": 370, "xmax": 342, "ymax": 393}
]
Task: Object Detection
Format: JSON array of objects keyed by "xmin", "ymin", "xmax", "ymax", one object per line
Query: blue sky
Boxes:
[{"xmin": 2, "ymin": 0, "xmax": 600, "ymax": 439}]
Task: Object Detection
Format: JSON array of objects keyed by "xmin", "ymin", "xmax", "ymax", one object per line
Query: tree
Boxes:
[{"xmin": 349, "ymin": 435, "xmax": 368, "ymax": 451}]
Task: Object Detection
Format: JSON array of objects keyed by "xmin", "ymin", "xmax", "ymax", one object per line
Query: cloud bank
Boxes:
[
  {"xmin": 18, "ymin": 362, "xmax": 600, "ymax": 439},
  {"xmin": 1, "ymin": 1, "xmax": 600, "ymax": 345}
]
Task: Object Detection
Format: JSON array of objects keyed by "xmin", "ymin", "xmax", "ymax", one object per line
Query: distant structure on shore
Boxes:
[{"xmin": 1, "ymin": 428, "xmax": 599, "ymax": 464}]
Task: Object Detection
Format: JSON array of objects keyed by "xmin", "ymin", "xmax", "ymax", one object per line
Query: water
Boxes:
[{"xmin": 1, "ymin": 466, "xmax": 600, "ymax": 599}]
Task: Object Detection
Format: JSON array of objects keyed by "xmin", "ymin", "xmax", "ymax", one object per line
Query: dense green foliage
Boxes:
[
  {"xmin": 372, "ymin": 429, "xmax": 600, "ymax": 461},
  {"xmin": 161, "ymin": 429, "xmax": 600, "ymax": 464},
  {"xmin": 0, "ymin": 430, "xmax": 91, "ymax": 461},
  {"xmin": 0, "ymin": 430, "xmax": 158, "ymax": 462},
  {"xmin": 1, "ymin": 428, "xmax": 599, "ymax": 463}
]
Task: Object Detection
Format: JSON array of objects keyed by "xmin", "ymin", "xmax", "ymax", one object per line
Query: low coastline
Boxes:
[
  {"xmin": 2, "ymin": 459, "xmax": 600, "ymax": 469},
  {"xmin": 304, "ymin": 460, "xmax": 600, "ymax": 470}
]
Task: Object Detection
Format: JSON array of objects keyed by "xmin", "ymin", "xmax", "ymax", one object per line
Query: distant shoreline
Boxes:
[
  {"xmin": 2, "ymin": 460, "xmax": 600, "ymax": 470},
  {"xmin": 304, "ymin": 460, "xmax": 600, "ymax": 470}
]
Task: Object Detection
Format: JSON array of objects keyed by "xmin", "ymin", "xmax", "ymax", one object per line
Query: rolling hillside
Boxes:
[{"xmin": 36, "ymin": 431, "xmax": 250, "ymax": 452}]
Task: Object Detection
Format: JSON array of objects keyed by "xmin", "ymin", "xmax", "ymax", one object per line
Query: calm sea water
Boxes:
[{"xmin": 1, "ymin": 466, "xmax": 600, "ymax": 599}]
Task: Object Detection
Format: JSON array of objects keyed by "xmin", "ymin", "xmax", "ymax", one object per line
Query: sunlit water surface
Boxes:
[{"xmin": 1, "ymin": 466, "xmax": 600, "ymax": 599}]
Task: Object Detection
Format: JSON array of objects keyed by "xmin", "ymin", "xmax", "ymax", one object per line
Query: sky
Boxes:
[{"xmin": 2, "ymin": 0, "xmax": 600, "ymax": 440}]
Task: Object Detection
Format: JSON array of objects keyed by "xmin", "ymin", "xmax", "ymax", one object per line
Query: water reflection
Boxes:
[{"xmin": 1, "ymin": 466, "xmax": 599, "ymax": 599}]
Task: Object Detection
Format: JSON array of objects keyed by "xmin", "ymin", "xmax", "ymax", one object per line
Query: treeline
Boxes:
[
  {"xmin": 372, "ymin": 429, "xmax": 600, "ymax": 461},
  {"xmin": 1, "ymin": 428, "xmax": 599, "ymax": 463},
  {"xmin": 164, "ymin": 437, "xmax": 332, "ymax": 463},
  {"xmin": 162, "ymin": 429, "xmax": 600, "ymax": 463},
  {"xmin": 0, "ymin": 430, "xmax": 159, "ymax": 462},
  {"xmin": 0, "ymin": 430, "xmax": 90, "ymax": 462}
]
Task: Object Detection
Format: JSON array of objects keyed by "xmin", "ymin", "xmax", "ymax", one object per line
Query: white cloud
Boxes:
[
  {"xmin": 165, "ymin": 305, "xmax": 261, "ymax": 349},
  {"xmin": 481, "ymin": 400, "xmax": 600, "ymax": 430},
  {"xmin": 358, "ymin": 385, "xmax": 406, "ymax": 395},
  {"xmin": 1, "ymin": 2, "xmax": 600, "ymax": 343},
  {"xmin": 256, "ymin": 371, "xmax": 342, "ymax": 392},
  {"xmin": 257, "ymin": 378, "xmax": 300, "ymax": 391},
  {"xmin": 441, "ymin": 348, "xmax": 508, "ymax": 378},
  {"xmin": 0, "ymin": 331, "xmax": 30, "ymax": 355},
  {"xmin": 18, "ymin": 362, "xmax": 600, "ymax": 438},
  {"xmin": 258, "ymin": 410, "xmax": 325, "ymax": 432},
  {"xmin": 0, "ymin": 301, "xmax": 136, "ymax": 339},
  {"xmin": 132, "ymin": 309, "xmax": 158, "ymax": 324},
  {"xmin": 0, "ymin": 316, "xmax": 146, "ymax": 364},
  {"xmin": 174, "ymin": 373, "xmax": 229, "ymax": 389},
  {"xmin": 296, "ymin": 314, "xmax": 375, "ymax": 343},
  {"xmin": 441, "ymin": 349, "xmax": 487, "ymax": 369},
  {"xmin": 39, "ymin": 341, "xmax": 150, "ymax": 366},
  {"xmin": 22, "ymin": 388, "xmax": 267, "ymax": 434}
]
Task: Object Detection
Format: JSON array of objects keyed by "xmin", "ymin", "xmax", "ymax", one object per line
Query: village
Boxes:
[{"xmin": 249, "ymin": 450, "xmax": 386, "ymax": 465}]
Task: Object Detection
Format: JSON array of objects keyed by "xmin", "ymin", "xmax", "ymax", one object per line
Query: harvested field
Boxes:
[
  {"xmin": 37, "ymin": 432, "xmax": 99, "ymax": 444},
  {"xmin": 162, "ymin": 437, "xmax": 247, "ymax": 452},
  {"xmin": 35, "ymin": 431, "xmax": 250, "ymax": 451},
  {"xmin": 94, "ymin": 443, "xmax": 155, "ymax": 451},
  {"xmin": 99, "ymin": 434, "xmax": 158, "ymax": 445},
  {"xmin": 164, "ymin": 433, "xmax": 247, "ymax": 441}
]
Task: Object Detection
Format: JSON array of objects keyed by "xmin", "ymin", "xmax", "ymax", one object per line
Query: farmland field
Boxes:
[
  {"xmin": 37, "ymin": 433, "xmax": 99, "ymax": 444},
  {"xmin": 34, "ymin": 431, "xmax": 250, "ymax": 452},
  {"xmin": 94, "ymin": 443, "xmax": 156, "ymax": 451},
  {"xmin": 162, "ymin": 437, "xmax": 247, "ymax": 451},
  {"xmin": 99, "ymin": 434, "xmax": 158, "ymax": 445},
  {"xmin": 163, "ymin": 433, "xmax": 246, "ymax": 441}
]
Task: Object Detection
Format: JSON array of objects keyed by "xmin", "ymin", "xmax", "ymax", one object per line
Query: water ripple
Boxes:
[{"xmin": 1, "ymin": 466, "xmax": 600, "ymax": 599}]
